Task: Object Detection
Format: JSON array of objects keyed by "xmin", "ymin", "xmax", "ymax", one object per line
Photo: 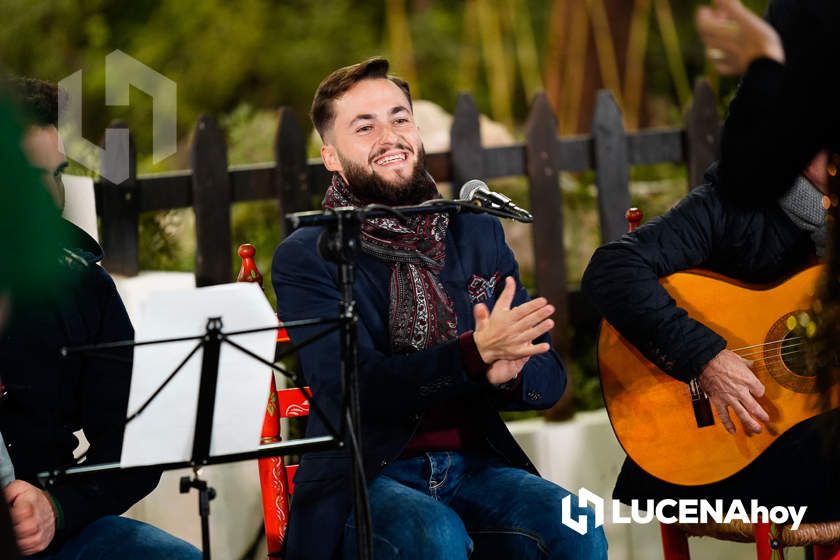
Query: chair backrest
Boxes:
[
  {"xmin": 236, "ymin": 244, "xmax": 310, "ymax": 557},
  {"xmin": 258, "ymin": 384, "xmax": 310, "ymax": 557},
  {"xmin": 272, "ymin": 387, "xmax": 312, "ymax": 495}
]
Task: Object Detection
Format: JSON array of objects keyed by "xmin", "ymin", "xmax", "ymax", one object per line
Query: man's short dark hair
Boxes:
[
  {"xmin": 3, "ymin": 76, "xmax": 64, "ymax": 127},
  {"xmin": 310, "ymin": 57, "xmax": 412, "ymax": 140}
]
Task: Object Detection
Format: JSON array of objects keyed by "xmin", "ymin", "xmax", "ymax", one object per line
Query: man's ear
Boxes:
[{"xmin": 321, "ymin": 143, "xmax": 342, "ymax": 173}]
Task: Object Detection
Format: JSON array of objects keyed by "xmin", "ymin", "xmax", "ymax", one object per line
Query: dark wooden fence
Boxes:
[{"xmin": 94, "ymin": 80, "xmax": 721, "ymax": 354}]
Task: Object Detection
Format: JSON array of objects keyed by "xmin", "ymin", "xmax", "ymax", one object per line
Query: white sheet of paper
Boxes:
[
  {"xmin": 61, "ymin": 174, "xmax": 99, "ymax": 243},
  {"xmin": 121, "ymin": 283, "xmax": 277, "ymax": 468}
]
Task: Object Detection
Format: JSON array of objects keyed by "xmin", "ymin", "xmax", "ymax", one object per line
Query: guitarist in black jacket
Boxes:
[{"xmin": 582, "ymin": 0, "xmax": 840, "ymax": 521}]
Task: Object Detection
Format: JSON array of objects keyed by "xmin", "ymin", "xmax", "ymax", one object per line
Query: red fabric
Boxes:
[
  {"xmin": 660, "ymin": 524, "xmax": 691, "ymax": 560},
  {"xmin": 323, "ymin": 173, "xmax": 455, "ymax": 354},
  {"xmin": 458, "ymin": 331, "xmax": 490, "ymax": 379},
  {"xmin": 813, "ymin": 544, "xmax": 840, "ymax": 560},
  {"xmin": 401, "ymin": 408, "xmax": 468, "ymax": 454}
]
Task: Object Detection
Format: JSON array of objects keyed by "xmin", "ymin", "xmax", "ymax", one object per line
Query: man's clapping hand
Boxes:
[{"xmin": 473, "ymin": 276, "xmax": 554, "ymax": 386}]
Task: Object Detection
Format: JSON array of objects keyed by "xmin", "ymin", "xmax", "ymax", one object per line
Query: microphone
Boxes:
[{"xmin": 459, "ymin": 180, "xmax": 533, "ymax": 222}]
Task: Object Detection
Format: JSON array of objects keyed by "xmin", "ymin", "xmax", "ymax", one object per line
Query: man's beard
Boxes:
[{"xmin": 339, "ymin": 145, "xmax": 436, "ymax": 206}]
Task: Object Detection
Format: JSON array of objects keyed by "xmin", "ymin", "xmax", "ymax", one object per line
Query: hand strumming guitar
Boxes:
[{"xmin": 699, "ymin": 348, "xmax": 770, "ymax": 434}]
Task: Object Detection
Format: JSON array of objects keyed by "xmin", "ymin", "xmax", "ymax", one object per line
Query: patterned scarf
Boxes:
[
  {"xmin": 323, "ymin": 173, "xmax": 458, "ymax": 353},
  {"xmin": 778, "ymin": 175, "xmax": 828, "ymax": 257}
]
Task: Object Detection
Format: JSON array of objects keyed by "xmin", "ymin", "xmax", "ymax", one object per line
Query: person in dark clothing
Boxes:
[
  {"xmin": 0, "ymin": 82, "xmax": 66, "ymax": 560},
  {"xmin": 582, "ymin": 0, "xmax": 840, "ymax": 520},
  {"xmin": 582, "ymin": 169, "xmax": 839, "ymax": 519},
  {"xmin": 0, "ymin": 77, "xmax": 199, "ymax": 558},
  {"xmin": 273, "ymin": 58, "xmax": 607, "ymax": 560},
  {"xmin": 697, "ymin": 0, "xmax": 840, "ymax": 206}
]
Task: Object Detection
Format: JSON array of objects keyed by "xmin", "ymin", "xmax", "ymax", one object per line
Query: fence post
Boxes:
[
  {"xmin": 100, "ymin": 120, "xmax": 139, "ymax": 276},
  {"xmin": 592, "ymin": 89, "xmax": 631, "ymax": 243},
  {"xmin": 275, "ymin": 107, "xmax": 311, "ymax": 237},
  {"xmin": 192, "ymin": 115, "xmax": 232, "ymax": 287},
  {"xmin": 525, "ymin": 93, "xmax": 568, "ymax": 355},
  {"xmin": 685, "ymin": 79, "xmax": 720, "ymax": 190},
  {"xmin": 526, "ymin": 93, "xmax": 574, "ymax": 420},
  {"xmin": 450, "ymin": 93, "xmax": 483, "ymax": 197}
]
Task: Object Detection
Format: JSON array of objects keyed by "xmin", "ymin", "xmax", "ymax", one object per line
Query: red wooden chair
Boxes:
[
  {"xmin": 623, "ymin": 210, "xmax": 840, "ymax": 560},
  {"xmin": 236, "ymin": 244, "xmax": 311, "ymax": 557},
  {"xmin": 257, "ymin": 382, "xmax": 310, "ymax": 557}
]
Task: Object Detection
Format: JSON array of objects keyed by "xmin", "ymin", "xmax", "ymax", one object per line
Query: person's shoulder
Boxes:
[
  {"xmin": 451, "ymin": 211, "xmax": 501, "ymax": 236},
  {"xmin": 275, "ymin": 227, "xmax": 321, "ymax": 257},
  {"xmin": 273, "ymin": 226, "xmax": 328, "ymax": 277},
  {"xmin": 666, "ymin": 181, "xmax": 724, "ymax": 217}
]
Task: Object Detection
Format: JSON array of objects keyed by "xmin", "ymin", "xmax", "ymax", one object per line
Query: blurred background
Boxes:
[
  {"xmin": 4, "ymin": 2, "xmax": 795, "ymax": 558},
  {"xmin": 0, "ymin": 0, "xmax": 769, "ymax": 411}
]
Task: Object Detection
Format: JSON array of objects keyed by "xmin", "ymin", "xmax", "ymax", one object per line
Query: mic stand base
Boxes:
[{"xmin": 180, "ymin": 469, "xmax": 216, "ymax": 560}]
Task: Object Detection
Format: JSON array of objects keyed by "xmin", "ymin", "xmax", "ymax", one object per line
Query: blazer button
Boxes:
[
  {"xmin": 527, "ymin": 390, "xmax": 541, "ymax": 401},
  {"xmin": 380, "ymin": 459, "xmax": 388, "ymax": 467}
]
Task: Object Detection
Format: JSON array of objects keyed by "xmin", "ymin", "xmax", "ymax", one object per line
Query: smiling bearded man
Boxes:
[{"xmin": 270, "ymin": 58, "xmax": 608, "ymax": 560}]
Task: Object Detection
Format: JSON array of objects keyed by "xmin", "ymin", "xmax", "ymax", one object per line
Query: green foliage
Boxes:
[
  {"xmin": 137, "ymin": 209, "xmax": 195, "ymax": 272},
  {"xmin": 0, "ymin": 0, "xmax": 756, "ymax": 171}
]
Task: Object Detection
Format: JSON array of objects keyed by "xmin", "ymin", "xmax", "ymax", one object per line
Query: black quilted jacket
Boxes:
[{"xmin": 582, "ymin": 170, "xmax": 814, "ymax": 383}]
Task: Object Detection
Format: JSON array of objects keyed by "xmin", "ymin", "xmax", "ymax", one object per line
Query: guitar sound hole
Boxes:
[{"xmin": 780, "ymin": 327, "xmax": 811, "ymax": 376}]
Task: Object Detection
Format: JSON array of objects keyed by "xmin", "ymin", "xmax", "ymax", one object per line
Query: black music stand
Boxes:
[{"xmin": 40, "ymin": 312, "xmax": 348, "ymax": 560}]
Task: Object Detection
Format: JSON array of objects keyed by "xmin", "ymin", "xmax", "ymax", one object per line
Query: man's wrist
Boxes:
[
  {"xmin": 759, "ymin": 41, "xmax": 785, "ymax": 65},
  {"xmin": 459, "ymin": 331, "xmax": 491, "ymax": 380},
  {"xmin": 45, "ymin": 490, "xmax": 63, "ymax": 531}
]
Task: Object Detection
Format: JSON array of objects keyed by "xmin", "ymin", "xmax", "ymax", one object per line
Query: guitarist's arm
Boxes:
[{"xmin": 581, "ymin": 183, "xmax": 768, "ymax": 434}]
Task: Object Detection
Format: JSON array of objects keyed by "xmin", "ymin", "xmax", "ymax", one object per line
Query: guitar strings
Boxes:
[
  {"xmin": 747, "ymin": 349, "xmax": 812, "ymax": 371},
  {"xmin": 738, "ymin": 346, "xmax": 805, "ymax": 363},
  {"xmin": 730, "ymin": 336, "xmax": 802, "ymax": 353},
  {"xmin": 735, "ymin": 341, "xmax": 805, "ymax": 360},
  {"xmin": 752, "ymin": 348, "xmax": 805, "ymax": 363}
]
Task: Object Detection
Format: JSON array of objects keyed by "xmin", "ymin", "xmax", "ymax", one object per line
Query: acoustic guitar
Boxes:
[{"xmin": 598, "ymin": 264, "xmax": 836, "ymax": 486}]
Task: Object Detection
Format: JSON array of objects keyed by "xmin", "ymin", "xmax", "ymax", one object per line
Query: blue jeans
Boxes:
[
  {"xmin": 33, "ymin": 515, "xmax": 201, "ymax": 560},
  {"xmin": 343, "ymin": 452, "xmax": 607, "ymax": 560}
]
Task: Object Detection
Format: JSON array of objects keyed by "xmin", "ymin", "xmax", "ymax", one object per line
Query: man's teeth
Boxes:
[{"xmin": 375, "ymin": 153, "xmax": 406, "ymax": 165}]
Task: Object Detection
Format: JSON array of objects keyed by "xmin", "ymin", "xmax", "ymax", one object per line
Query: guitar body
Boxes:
[{"xmin": 598, "ymin": 265, "xmax": 834, "ymax": 486}]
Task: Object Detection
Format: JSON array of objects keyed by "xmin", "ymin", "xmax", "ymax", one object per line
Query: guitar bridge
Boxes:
[{"xmin": 689, "ymin": 377, "xmax": 714, "ymax": 428}]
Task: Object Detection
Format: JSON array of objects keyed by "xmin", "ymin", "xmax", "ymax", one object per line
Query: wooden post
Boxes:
[
  {"xmin": 685, "ymin": 79, "xmax": 721, "ymax": 190},
  {"xmin": 450, "ymin": 93, "xmax": 483, "ymax": 197},
  {"xmin": 274, "ymin": 107, "xmax": 311, "ymax": 237},
  {"xmin": 100, "ymin": 120, "xmax": 139, "ymax": 276},
  {"xmin": 525, "ymin": 93, "xmax": 568, "ymax": 354},
  {"xmin": 192, "ymin": 115, "xmax": 232, "ymax": 287},
  {"xmin": 526, "ymin": 93, "xmax": 574, "ymax": 421},
  {"xmin": 592, "ymin": 89, "xmax": 632, "ymax": 243}
]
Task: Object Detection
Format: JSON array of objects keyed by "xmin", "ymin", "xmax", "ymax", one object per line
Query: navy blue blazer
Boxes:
[{"xmin": 272, "ymin": 212, "xmax": 566, "ymax": 560}]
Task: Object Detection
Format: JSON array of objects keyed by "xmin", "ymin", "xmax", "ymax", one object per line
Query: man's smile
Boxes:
[{"xmin": 372, "ymin": 150, "xmax": 410, "ymax": 168}]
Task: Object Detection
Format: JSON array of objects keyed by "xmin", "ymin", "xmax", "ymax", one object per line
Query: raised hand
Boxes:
[
  {"xmin": 472, "ymin": 276, "xmax": 554, "ymax": 365},
  {"xmin": 699, "ymin": 348, "xmax": 770, "ymax": 434},
  {"xmin": 696, "ymin": 0, "xmax": 784, "ymax": 76}
]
